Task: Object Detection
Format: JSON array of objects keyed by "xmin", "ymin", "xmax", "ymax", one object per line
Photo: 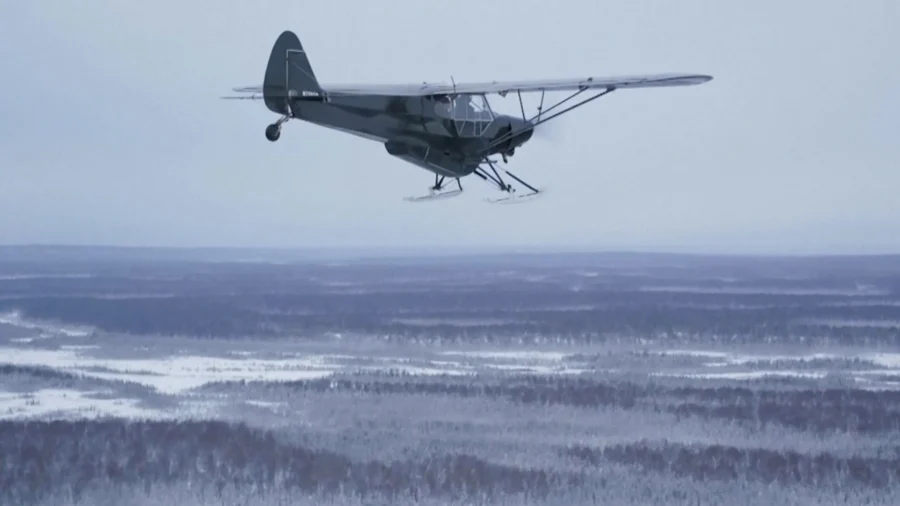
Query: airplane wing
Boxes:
[
  {"xmin": 321, "ymin": 73, "xmax": 712, "ymax": 97},
  {"xmin": 225, "ymin": 73, "xmax": 711, "ymax": 99}
]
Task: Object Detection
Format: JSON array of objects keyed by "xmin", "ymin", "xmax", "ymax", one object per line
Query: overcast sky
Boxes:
[{"xmin": 1, "ymin": 0, "xmax": 897, "ymax": 254}]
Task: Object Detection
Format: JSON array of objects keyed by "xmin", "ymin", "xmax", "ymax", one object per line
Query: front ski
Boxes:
[
  {"xmin": 485, "ymin": 188, "xmax": 545, "ymax": 204},
  {"xmin": 404, "ymin": 189, "xmax": 463, "ymax": 202}
]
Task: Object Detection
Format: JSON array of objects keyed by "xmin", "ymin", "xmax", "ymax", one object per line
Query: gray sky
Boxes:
[{"xmin": 1, "ymin": 0, "xmax": 898, "ymax": 254}]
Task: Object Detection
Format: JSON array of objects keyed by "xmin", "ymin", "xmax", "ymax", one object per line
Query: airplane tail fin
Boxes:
[{"xmin": 262, "ymin": 30, "xmax": 324, "ymax": 115}]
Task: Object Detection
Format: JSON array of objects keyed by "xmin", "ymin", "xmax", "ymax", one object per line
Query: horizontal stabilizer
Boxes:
[{"xmin": 232, "ymin": 85, "xmax": 263, "ymax": 93}]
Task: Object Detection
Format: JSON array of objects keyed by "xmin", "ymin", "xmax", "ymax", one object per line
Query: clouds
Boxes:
[{"xmin": 1, "ymin": 0, "xmax": 898, "ymax": 253}]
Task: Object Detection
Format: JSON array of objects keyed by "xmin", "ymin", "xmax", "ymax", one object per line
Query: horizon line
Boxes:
[{"xmin": 1, "ymin": 243, "xmax": 899, "ymax": 259}]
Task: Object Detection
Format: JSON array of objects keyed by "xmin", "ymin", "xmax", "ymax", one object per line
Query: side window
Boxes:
[
  {"xmin": 433, "ymin": 96, "xmax": 453, "ymax": 117},
  {"xmin": 453, "ymin": 96, "xmax": 472, "ymax": 117},
  {"xmin": 432, "ymin": 94, "xmax": 495, "ymax": 135}
]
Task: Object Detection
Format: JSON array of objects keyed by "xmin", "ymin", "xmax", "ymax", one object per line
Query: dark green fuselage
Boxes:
[{"xmin": 286, "ymin": 95, "xmax": 532, "ymax": 178}]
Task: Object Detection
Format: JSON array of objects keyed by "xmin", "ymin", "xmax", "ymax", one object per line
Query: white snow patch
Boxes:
[
  {"xmin": 426, "ymin": 359, "xmax": 469, "ymax": 368},
  {"xmin": 0, "ymin": 347, "xmax": 338, "ymax": 394},
  {"xmin": 653, "ymin": 350, "xmax": 732, "ymax": 359},
  {"xmin": 244, "ymin": 400, "xmax": 287, "ymax": 412},
  {"xmin": 852, "ymin": 369, "xmax": 900, "ymax": 378},
  {"xmin": 657, "ymin": 349, "xmax": 900, "ymax": 369},
  {"xmin": 0, "ymin": 311, "xmax": 94, "ymax": 338},
  {"xmin": 864, "ymin": 353, "xmax": 900, "ymax": 369},
  {"xmin": 483, "ymin": 363, "xmax": 589, "ymax": 375},
  {"xmin": 853, "ymin": 378, "xmax": 900, "ymax": 391},
  {"xmin": 0, "ymin": 389, "xmax": 160, "ymax": 419},
  {"xmin": 724, "ymin": 353, "xmax": 840, "ymax": 365},
  {"xmin": 434, "ymin": 350, "xmax": 591, "ymax": 375},
  {"xmin": 441, "ymin": 350, "xmax": 570, "ymax": 361},
  {"xmin": 369, "ymin": 366, "xmax": 473, "ymax": 376},
  {"xmin": 796, "ymin": 318, "xmax": 900, "ymax": 329},
  {"xmin": 0, "ymin": 344, "xmax": 602, "ymax": 396},
  {"xmin": 654, "ymin": 370, "xmax": 828, "ymax": 380}
]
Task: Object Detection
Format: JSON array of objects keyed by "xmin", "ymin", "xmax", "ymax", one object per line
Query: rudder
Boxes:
[{"xmin": 263, "ymin": 30, "xmax": 324, "ymax": 115}]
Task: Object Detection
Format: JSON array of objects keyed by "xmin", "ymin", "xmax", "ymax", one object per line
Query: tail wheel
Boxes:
[{"xmin": 265, "ymin": 124, "xmax": 281, "ymax": 142}]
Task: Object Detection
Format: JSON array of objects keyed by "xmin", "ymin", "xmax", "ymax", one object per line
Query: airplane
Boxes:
[{"xmin": 224, "ymin": 30, "xmax": 712, "ymax": 203}]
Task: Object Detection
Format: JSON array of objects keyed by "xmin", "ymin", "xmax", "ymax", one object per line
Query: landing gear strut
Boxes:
[
  {"xmin": 475, "ymin": 158, "xmax": 542, "ymax": 204},
  {"xmin": 468, "ymin": 86, "xmax": 615, "ymax": 201},
  {"xmin": 404, "ymin": 174, "xmax": 463, "ymax": 202}
]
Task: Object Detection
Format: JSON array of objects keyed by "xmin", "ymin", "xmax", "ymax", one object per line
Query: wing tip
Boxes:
[
  {"xmin": 657, "ymin": 74, "xmax": 712, "ymax": 87},
  {"xmin": 689, "ymin": 74, "xmax": 714, "ymax": 84}
]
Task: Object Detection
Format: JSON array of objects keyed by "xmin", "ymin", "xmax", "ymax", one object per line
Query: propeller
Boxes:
[
  {"xmin": 482, "ymin": 104, "xmax": 570, "ymax": 159},
  {"xmin": 529, "ymin": 119, "xmax": 565, "ymax": 143}
]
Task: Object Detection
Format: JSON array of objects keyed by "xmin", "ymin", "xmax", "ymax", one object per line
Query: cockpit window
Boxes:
[{"xmin": 434, "ymin": 94, "xmax": 494, "ymax": 122}]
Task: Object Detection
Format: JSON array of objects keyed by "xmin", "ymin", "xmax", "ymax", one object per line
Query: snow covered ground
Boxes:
[
  {"xmin": 3, "ymin": 310, "xmax": 900, "ymax": 420},
  {"xmin": 650, "ymin": 347, "xmax": 900, "ymax": 385},
  {"xmin": 0, "ymin": 312, "xmax": 597, "ymax": 419},
  {"xmin": 0, "ymin": 388, "xmax": 160, "ymax": 419}
]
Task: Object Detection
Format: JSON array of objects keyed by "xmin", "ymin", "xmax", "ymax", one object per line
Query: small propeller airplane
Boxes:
[{"xmin": 224, "ymin": 30, "xmax": 712, "ymax": 203}]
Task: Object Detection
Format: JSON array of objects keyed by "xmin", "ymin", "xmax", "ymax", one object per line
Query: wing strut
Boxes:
[
  {"xmin": 469, "ymin": 85, "xmax": 617, "ymax": 203},
  {"xmin": 480, "ymin": 86, "xmax": 616, "ymax": 157},
  {"xmin": 517, "ymin": 90, "xmax": 527, "ymax": 121},
  {"xmin": 475, "ymin": 158, "xmax": 543, "ymax": 204},
  {"xmin": 537, "ymin": 90, "xmax": 545, "ymax": 122}
]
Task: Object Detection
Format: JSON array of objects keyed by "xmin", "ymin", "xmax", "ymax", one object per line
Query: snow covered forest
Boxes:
[{"xmin": 1, "ymin": 247, "xmax": 899, "ymax": 505}]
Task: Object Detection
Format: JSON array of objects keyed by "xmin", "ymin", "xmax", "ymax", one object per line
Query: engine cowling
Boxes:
[
  {"xmin": 493, "ymin": 121, "xmax": 516, "ymax": 155},
  {"xmin": 491, "ymin": 119, "xmax": 533, "ymax": 157}
]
